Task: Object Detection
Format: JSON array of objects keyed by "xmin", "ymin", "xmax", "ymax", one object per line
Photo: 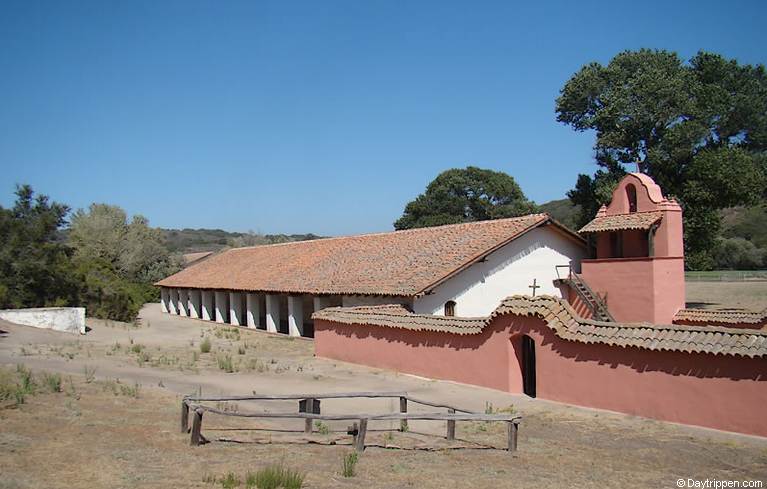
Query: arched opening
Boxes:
[
  {"xmin": 626, "ymin": 184, "xmax": 638, "ymax": 213},
  {"xmin": 444, "ymin": 300, "xmax": 456, "ymax": 317},
  {"xmin": 521, "ymin": 335, "xmax": 536, "ymax": 398}
]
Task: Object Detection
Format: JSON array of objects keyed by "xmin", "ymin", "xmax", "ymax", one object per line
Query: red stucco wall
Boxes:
[
  {"xmin": 314, "ymin": 316, "xmax": 767, "ymax": 437},
  {"xmin": 581, "ymin": 256, "xmax": 685, "ymax": 324}
]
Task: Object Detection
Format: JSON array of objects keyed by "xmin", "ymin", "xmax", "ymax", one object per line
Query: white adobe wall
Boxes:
[
  {"xmin": 412, "ymin": 227, "xmax": 585, "ymax": 317},
  {"xmin": 0, "ymin": 307, "xmax": 86, "ymax": 334}
]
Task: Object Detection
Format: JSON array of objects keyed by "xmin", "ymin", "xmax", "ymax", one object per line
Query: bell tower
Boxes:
[{"xmin": 577, "ymin": 173, "xmax": 685, "ymax": 324}]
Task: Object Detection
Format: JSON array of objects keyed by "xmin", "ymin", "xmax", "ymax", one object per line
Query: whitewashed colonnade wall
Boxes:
[{"xmin": 159, "ymin": 288, "xmax": 402, "ymax": 338}]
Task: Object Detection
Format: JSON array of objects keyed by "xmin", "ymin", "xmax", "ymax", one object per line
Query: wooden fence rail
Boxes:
[{"xmin": 181, "ymin": 392, "xmax": 521, "ymax": 454}]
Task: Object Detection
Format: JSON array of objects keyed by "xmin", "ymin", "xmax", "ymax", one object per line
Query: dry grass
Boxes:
[
  {"xmin": 2, "ymin": 302, "xmax": 767, "ymax": 488},
  {"xmin": 0, "ymin": 367, "xmax": 765, "ymax": 489},
  {"xmin": 686, "ymin": 280, "xmax": 767, "ymax": 311}
]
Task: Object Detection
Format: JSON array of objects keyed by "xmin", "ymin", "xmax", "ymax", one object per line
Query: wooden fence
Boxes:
[{"xmin": 181, "ymin": 391, "xmax": 521, "ymax": 453}]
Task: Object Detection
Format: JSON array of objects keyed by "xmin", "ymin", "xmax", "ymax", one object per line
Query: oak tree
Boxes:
[
  {"xmin": 557, "ymin": 49, "xmax": 767, "ymax": 268},
  {"xmin": 394, "ymin": 166, "xmax": 537, "ymax": 230}
]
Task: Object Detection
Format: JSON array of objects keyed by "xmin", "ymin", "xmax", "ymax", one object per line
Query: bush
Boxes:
[
  {"xmin": 220, "ymin": 472, "xmax": 240, "ymax": 489},
  {"xmin": 713, "ymin": 237, "xmax": 766, "ymax": 270},
  {"xmin": 200, "ymin": 337, "xmax": 212, "ymax": 353},
  {"xmin": 74, "ymin": 257, "xmax": 158, "ymax": 322},
  {"xmin": 248, "ymin": 464, "xmax": 304, "ymax": 489},
  {"xmin": 42, "ymin": 372, "xmax": 62, "ymax": 393},
  {"xmin": 341, "ymin": 451, "xmax": 358, "ymax": 477},
  {"xmin": 217, "ymin": 354, "xmax": 235, "ymax": 373}
]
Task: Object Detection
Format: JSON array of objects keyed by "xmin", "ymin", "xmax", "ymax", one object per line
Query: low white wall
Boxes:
[{"xmin": 0, "ymin": 307, "xmax": 86, "ymax": 334}]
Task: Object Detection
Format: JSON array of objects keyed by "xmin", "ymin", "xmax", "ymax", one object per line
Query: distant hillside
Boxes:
[
  {"xmin": 538, "ymin": 198, "xmax": 580, "ymax": 231},
  {"xmin": 161, "ymin": 228, "xmax": 323, "ymax": 254}
]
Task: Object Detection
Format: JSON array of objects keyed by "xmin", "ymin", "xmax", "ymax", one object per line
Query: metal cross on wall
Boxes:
[{"xmin": 528, "ymin": 279, "xmax": 540, "ymax": 297}]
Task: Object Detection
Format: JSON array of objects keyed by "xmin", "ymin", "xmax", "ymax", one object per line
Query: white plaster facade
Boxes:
[{"xmin": 412, "ymin": 227, "xmax": 585, "ymax": 317}]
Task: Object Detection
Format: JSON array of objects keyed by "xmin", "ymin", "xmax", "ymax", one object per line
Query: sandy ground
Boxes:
[
  {"xmin": 1, "ymin": 303, "xmax": 766, "ymax": 489},
  {"xmin": 686, "ymin": 281, "xmax": 767, "ymax": 311}
]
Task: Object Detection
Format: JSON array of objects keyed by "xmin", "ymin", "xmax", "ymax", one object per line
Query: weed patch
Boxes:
[{"xmin": 341, "ymin": 451, "xmax": 358, "ymax": 477}]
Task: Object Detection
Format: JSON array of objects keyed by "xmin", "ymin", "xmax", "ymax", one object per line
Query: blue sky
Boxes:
[{"xmin": 1, "ymin": 0, "xmax": 765, "ymax": 236}]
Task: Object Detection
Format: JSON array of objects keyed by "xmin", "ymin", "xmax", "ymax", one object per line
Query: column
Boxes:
[
  {"xmin": 313, "ymin": 296, "xmax": 331, "ymax": 312},
  {"xmin": 246, "ymin": 293, "xmax": 261, "ymax": 329},
  {"xmin": 201, "ymin": 290, "xmax": 214, "ymax": 321},
  {"xmin": 177, "ymin": 289, "xmax": 188, "ymax": 316},
  {"xmin": 265, "ymin": 294, "xmax": 280, "ymax": 333},
  {"xmin": 168, "ymin": 288, "xmax": 178, "ymax": 314},
  {"xmin": 214, "ymin": 290, "xmax": 229, "ymax": 324},
  {"xmin": 188, "ymin": 289, "xmax": 201, "ymax": 319},
  {"xmin": 229, "ymin": 291, "xmax": 243, "ymax": 326},
  {"xmin": 160, "ymin": 288, "xmax": 169, "ymax": 313},
  {"xmin": 288, "ymin": 295, "xmax": 304, "ymax": 337}
]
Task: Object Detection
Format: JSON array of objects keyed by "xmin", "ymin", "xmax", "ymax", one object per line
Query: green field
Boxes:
[{"xmin": 685, "ymin": 270, "xmax": 767, "ymax": 282}]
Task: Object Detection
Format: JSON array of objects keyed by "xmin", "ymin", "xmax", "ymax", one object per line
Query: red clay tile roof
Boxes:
[
  {"xmin": 313, "ymin": 295, "xmax": 767, "ymax": 357},
  {"xmin": 674, "ymin": 308, "xmax": 767, "ymax": 327},
  {"xmin": 157, "ymin": 214, "xmax": 576, "ymax": 297},
  {"xmin": 579, "ymin": 211, "xmax": 663, "ymax": 233},
  {"xmin": 182, "ymin": 251, "xmax": 214, "ymax": 266}
]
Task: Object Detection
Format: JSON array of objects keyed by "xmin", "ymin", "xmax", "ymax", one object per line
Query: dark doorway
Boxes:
[{"xmin": 521, "ymin": 335, "xmax": 536, "ymax": 398}]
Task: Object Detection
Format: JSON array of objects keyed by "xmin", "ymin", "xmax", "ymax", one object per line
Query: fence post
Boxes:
[
  {"xmin": 355, "ymin": 418, "xmax": 368, "ymax": 453},
  {"xmin": 180, "ymin": 400, "xmax": 189, "ymax": 433},
  {"xmin": 300, "ymin": 398, "xmax": 315, "ymax": 434},
  {"xmin": 190, "ymin": 409, "xmax": 204, "ymax": 446},
  {"xmin": 446, "ymin": 408, "xmax": 456, "ymax": 440},
  {"xmin": 507, "ymin": 420, "xmax": 519, "ymax": 452},
  {"xmin": 399, "ymin": 397, "xmax": 408, "ymax": 432}
]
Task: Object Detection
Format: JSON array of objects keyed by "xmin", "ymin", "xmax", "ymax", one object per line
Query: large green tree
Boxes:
[
  {"xmin": 69, "ymin": 204, "xmax": 181, "ymax": 283},
  {"xmin": 556, "ymin": 49, "xmax": 767, "ymax": 269},
  {"xmin": 0, "ymin": 185, "xmax": 78, "ymax": 308},
  {"xmin": 394, "ymin": 166, "xmax": 537, "ymax": 230}
]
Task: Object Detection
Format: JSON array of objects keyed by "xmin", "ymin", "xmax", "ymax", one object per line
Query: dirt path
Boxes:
[{"xmin": 1, "ymin": 304, "xmax": 766, "ymax": 488}]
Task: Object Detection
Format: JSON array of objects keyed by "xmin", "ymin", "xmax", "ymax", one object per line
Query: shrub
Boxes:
[
  {"xmin": 84, "ymin": 365, "xmax": 96, "ymax": 383},
  {"xmin": 200, "ymin": 337, "xmax": 212, "ymax": 353},
  {"xmin": 16, "ymin": 364, "xmax": 35, "ymax": 394},
  {"xmin": 217, "ymin": 354, "xmax": 235, "ymax": 373},
  {"xmin": 220, "ymin": 472, "xmax": 241, "ymax": 488},
  {"xmin": 42, "ymin": 372, "xmax": 62, "ymax": 393},
  {"xmin": 119, "ymin": 381, "xmax": 140, "ymax": 398},
  {"xmin": 0, "ymin": 369, "xmax": 24, "ymax": 405},
  {"xmin": 341, "ymin": 451, "xmax": 358, "ymax": 478},
  {"xmin": 314, "ymin": 421, "xmax": 330, "ymax": 435},
  {"xmin": 249, "ymin": 464, "xmax": 304, "ymax": 489},
  {"xmin": 74, "ymin": 257, "xmax": 158, "ymax": 322}
]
